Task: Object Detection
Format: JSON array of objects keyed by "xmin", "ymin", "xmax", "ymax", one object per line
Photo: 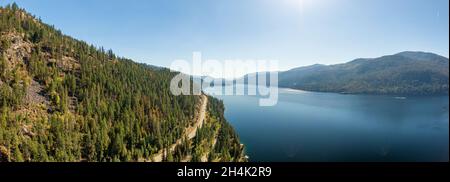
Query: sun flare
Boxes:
[
  {"xmin": 284, "ymin": 0, "xmax": 310, "ymax": 11},
  {"xmin": 281, "ymin": 0, "xmax": 328, "ymax": 13}
]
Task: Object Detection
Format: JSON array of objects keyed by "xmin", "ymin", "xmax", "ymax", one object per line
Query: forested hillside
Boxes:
[
  {"xmin": 240, "ymin": 52, "xmax": 449, "ymax": 95},
  {"xmin": 278, "ymin": 51, "xmax": 449, "ymax": 95},
  {"xmin": 0, "ymin": 3, "xmax": 244, "ymax": 162}
]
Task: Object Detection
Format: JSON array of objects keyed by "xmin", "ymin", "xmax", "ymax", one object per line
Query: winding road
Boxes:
[{"xmin": 150, "ymin": 95, "xmax": 208, "ymax": 162}]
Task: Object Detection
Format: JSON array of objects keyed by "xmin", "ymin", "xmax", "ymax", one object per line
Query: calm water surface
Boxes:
[{"xmin": 205, "ymin": 85, "xmax": 449, "ymax": 162}]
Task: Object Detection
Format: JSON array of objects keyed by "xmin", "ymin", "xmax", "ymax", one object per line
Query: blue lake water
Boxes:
[{"xmin": 204, "ymin": 85, "xmax": 449, "ymax": 162}]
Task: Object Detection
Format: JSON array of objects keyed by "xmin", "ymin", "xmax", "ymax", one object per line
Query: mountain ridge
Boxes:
[
  {"xmin": 237, "ymin": 51, "xmax": 449, "ymax": 95},
  {"xmin": 0, "ymin": 3, "xmax": 245, "ymax": 162}
]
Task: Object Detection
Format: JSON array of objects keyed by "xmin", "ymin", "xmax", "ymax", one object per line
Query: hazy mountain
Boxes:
[{"xmin": 239, "ymin": 51, "xmax": 449, "ymax": 95}]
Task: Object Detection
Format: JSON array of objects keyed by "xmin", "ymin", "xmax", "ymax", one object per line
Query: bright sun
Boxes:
[{"xmin": 283, "ymin": 0, "xmax": 318, "ymax": 12}]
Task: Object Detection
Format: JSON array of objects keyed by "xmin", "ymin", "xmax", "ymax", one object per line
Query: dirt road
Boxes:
[{"xmin": 150, "ymin": 95, "xmax": 208, "ymax": 162}]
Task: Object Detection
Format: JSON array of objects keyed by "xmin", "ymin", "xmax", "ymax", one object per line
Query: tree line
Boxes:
[{"xmin": 0, "ymin": 3, "xmax": 243, "ymax": 162}]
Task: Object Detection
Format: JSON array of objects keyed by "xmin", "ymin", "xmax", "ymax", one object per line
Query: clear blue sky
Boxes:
[{"xmin": 1, "ymin": 0, "xmax": 449, "ymax": 77}]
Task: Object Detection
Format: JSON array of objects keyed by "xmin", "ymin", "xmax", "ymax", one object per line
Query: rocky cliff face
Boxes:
[{"xmin": 1, "ymin": 4, "xmax": 245, "ymax": 162}]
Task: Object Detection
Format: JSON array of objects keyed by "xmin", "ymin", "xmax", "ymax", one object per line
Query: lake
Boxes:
[{"xmin": 204, "ymin": 85, "xmax": 449, "ymax": 162}]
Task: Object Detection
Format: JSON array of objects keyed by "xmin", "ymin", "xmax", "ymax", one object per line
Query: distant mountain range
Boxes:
[{"xmin": 238, "ymin": 51, "xmax": 449, "ymax": 95}]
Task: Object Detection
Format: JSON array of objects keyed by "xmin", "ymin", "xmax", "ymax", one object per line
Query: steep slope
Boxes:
[{"xmin": 0, "ymin": 4, "xmax": 244, "ymax": 162}]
